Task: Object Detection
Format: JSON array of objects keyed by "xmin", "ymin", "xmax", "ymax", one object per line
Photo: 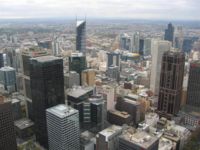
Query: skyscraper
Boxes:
[
  {"xmin": 150, "ymin": 40, "xmax": 171, "ymax": 95},
  {"xmin": 164, "ymin": 23, "xmax": 175, "ymax": 45},
  {"xmin": 30, "ymin": 56, "xmax": 65, "ymax": 149},
  {"xmin": 46, "ymin": 104, "xmax": 80, "ymax": 150},
  {"xmin": 158, "ymin": 51, "xmax": 185, "ymax": 116},
  {"xmin": 0, "ymin": 100, "xmax": 17, "ymax": 150},
  {"xmin": 186, "ymin": 61, "xmax": 200, "ymax": 108},
  {"xmin": 107, "ymin": 52, "xmax": 120, "ymax": 69},
  {"xmin": 76, "ymin": 20, "xmax": 86, "ymax": 53},
  {"xmin": 81, "ymin": 69, "xmax": 96, "ymax": 86},
  {"xmin": 0, "ymin": 52, "xmax": 4, "ymax": 68}
]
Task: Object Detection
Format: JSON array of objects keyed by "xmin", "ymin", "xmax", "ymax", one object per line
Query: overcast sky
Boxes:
[{"xmin": 0, "ymin": 0, "xmax": 199, "ymax": 20}]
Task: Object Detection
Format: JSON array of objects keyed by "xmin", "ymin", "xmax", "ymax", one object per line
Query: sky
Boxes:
[{"xmin": 0, "ymin": 0, "xmax": 199, "ymax": 20}]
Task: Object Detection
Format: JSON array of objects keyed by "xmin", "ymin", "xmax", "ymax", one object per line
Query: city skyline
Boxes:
[{"xmin": 0, "ymin": 0, "xmax": 200, "ymax": 21}]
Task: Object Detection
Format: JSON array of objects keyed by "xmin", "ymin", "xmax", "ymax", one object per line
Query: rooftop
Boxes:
[
  {"xmin": 76, "ymin": 20, "xmax": 85, "ymax": 27},
  {"xmin": 67, "ymin": 86, "xmax": 94, "ymax": 98},
  {"xmin": 120, "ymin": 129, "xmax": 159, "ymax": 149},
  {"xmin": 98, "ymin": 125, "xmax": 122, "ymax": 141},
  {"xmin": 46, "ymin": 104, "xmax": 78, "ymax": 118},
  {"xmin": 0, "ymin": 66, "xmax": 15, "ymax": 71},
  {"xmin": 31, "ymin": 55, "xmax": 61, "ymax": 63},
  {"xmin": 109, "ymin": 110, "xmax": 131, "ymax": 119},
  {"xmin": 14, "ymin": 118, "xmax": 34, "ymax": 130}
]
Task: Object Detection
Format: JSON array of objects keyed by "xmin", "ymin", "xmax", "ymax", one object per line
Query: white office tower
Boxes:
[
  {"xmin": 150, "ymin": 40, "xmax": 171, "ymax": 95},
  {"xmin": 46, "ymin": 104, "xmax": 80, "ymax": 150}
]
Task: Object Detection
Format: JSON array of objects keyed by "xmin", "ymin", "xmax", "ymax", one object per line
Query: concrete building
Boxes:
[
  {"xmin": 64, "ymin": 71, "xmax": 80, "ymax": 89},
  {"xmin": 150, "ymin": 40, "xmax": 171, "ymax": 95},
  {"xmin": 158, "ymin": 51, "xmax": 185, "ymax": 117},
  {"xmin": 107, "ymin": 66, "xmax": 120, "ymax": 82},
  {"xmin": 119, "ymin": 128, "xmax": 159, "ymax": 150},
  {"xmin": 14, "ymin": 118, "xmax": 34, "ymax": 140},
  {"xmin": 0, "ymin": 101, "xmax": 17, "ymax": 150},
  {"xmin": 96, "ymin": 125, "xmax": 123, "ymax": 150},
  {"xmin": 46, "ymin": 104, "xmax": 80, "ymax": 150},
  {"xmin": 108, "ymin": 110, "xmax": 132, "ymax": 126},
  {"xmin": 107, "ymin": 52, "xmax": 120, "ymax": 69}
]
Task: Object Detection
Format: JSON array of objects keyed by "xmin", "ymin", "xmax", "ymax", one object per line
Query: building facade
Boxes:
[
  {"xmin": 76, "ymin": 20, "xmax": 86, "ymax": 53},
  {"xmin": 158, "ymin": 51, "xmax": 185, "ymax": 116},
  {"xmin": 30, "ymin": 56, "xmax": 65, "ymax": 149},
  {"xmin": 46, "ymin": 104, "xmax": 80, "ymax": 150}
]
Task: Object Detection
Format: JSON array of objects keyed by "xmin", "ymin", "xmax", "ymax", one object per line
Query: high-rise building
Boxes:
[
  {"xmin": 0, "ymin": 101, "xmax": 17, "ymax": 150},
  {"xmin": 158, "ymin": 51, "xmax": 185, "ymax": 116},
  {"xmin": 69, "ymin": 53, "xmax": 87, "ymax": 83},
  {"xmin": 139, "ymin": 38, "xmax": 144, "ymax": 55},
  {"xmin": 132, "ymin": 32, "xmax": 140, "ymax": 53},
  {"xmin": 21, "ymin": 49, "xmax": 49, "ymax": 120},
  {"xmin": 0, "ymin": 52, "xmax": 4, "ymax": 68},
  {"xmin": 143, "ymin": 38, "xmax": 152, "ymax": 56},
  {"xmin": 107, "ymin": 52, "xmax": 120, "ymax": 69},
  {"xmin": 81, "ymin": 69, "xmax": 96, "ymax": 86},
  {"xmin": 164, "ymin": 23, "xmax": 175, "ymax": 45},
  {"xmin": 107, "ymin": 66, "xmax": 120, "ymax": 82},
  {"xmin": 46, "ymin": 104, "xmax": 80, "ymax": 150},
  {"xmin": 186, "ymin": 61, "xmax": 200, "ymax": 107},
  {"xmin": 76, "ymin": 20, "xmax": 86, "ymax": 53},
  {"xmin": 0, "ymin": 66, "xmax": 16, "ymax": 93},
  {"xmin": 150, "ymin": 40, "xmax": 171, "ymax": 95},
  {"xmin": 120, "ymin": 33, "xmax": 131, "ymax": 51},
  {"xmin": 64, "ymin": 71, "xmax": 80, "ymax": 89},
  {"xmin": 30, "ymin": 56, "xmax": 65, "ymax": 149}
]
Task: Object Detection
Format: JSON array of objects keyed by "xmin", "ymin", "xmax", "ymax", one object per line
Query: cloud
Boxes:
[{"xmin": 0, "ymin": 0, "xmax": 199, "ymax": 20}]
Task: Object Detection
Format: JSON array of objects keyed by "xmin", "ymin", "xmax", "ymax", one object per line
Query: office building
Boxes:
[
  {"xmin": 139, "ymin": 39, "xmax": 144, "ymax": 55},
  {"xmin": 0, "ymin": 52, "xmax": 4, "ymax": 68},
  {"xmin": 158, "ymin": 51, "xmax": 185, "ymax": 116},
  {"xmin": 107, "ymin": 52, "xmax": 120, "ymax": 69},
  {"xmin": 108, "ymin": 110, "xmax": 132, "ymax": 126},
  {"xmin": 12, "ymin": 98, "xmax": 22, "ymax": 121},
  {"xmin": 107, "ymin": 66, "xmax": 120, "ymax": 82},
  {"xmin": 132, "ymin": 32, "xmax": 140, "ymax": 53},
  {"xmin": 14, "ymin": 118, "xmax": 34, "ymax": 140},
  {"xmin": 30, "ymin": 56, "xmax": 65, "ymax": 149},
  {"xmin": 96, "ymin": 125, "xmax": 123, "ymax": 150},
  {"xmin": 64, "ymin": 71, "xmax": 80, "ymax": 89},
  {"xmin": 143, "ymin": 38, "xmax": 152, "ymax": 56},
  {"xmin": 116, "ymin": 97, "xmax": 141, "ymax": 126},
  {"xmin": 46, "ymin": 104, "xmax": 80, "ymax": 150},
  {"xmin": 82, "ymin": 69, "xmax": 96, "ymax": 86},
  {"xmin": 150, "ymin": 40, "xmax": 171, "ymax": 95},
  {"xmin": 187, "ymin": 61, "xmax": 200, "ymax": 107},
  {"xmin": 0, "ymin": 101, "xmax": 17, "ymax": 150},
  {"xmin": 21, "ymin": 49, "xmax": 49, "ymax": 120},
  {"xmin": 119, "ymin": 128, "xmax": 159, "ymax": 150},
  {"xmin": 120, "ymin": 33, "xmax": 131, "ymax": 51},
  {"xmin": 164, "ymin": 23, "xmax": 174, "ymax": 45},
  {"xmin": 76, "ymin": 20, "xmax": 86, "ymax": 53},
  {"xmin": 0, "ymin": 66, "xmax": 16, "ymax": 93},
  {"xmin": 69, "ymin": 53, "xmax": 87, "ymax": 82}
]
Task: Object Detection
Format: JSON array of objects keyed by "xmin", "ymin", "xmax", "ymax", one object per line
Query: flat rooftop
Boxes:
[
  {"xmin": 0, "ymin": 66, "xmax": 15, "ymax": 71},
  {"xmin": 31, "ymin": 55, "xmax": 61, "ymax": 63},
  {"xmin": 14, "ymin": 118, "xmax": 34, "ymax": 130},
  {"xmin": 109, "ymin": 110, "xmax": 131, "ymax": 119},
  {"xmin": 99, "ymin": 125, "xmax": 122, "ymax": 141},
  {"xmin": 120, "ymin": 129, "xmax": 159, "ymax": 149},
  {"xmin": 46, "ymin": 104, "xmax": 78, "ymax": 118},
  {"xmin": 67, "ymin": 86, "xmax": 94, "ymax": 98}
]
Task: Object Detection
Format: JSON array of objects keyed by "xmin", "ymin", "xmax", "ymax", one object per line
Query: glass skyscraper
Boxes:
[
  {"xmin": 30, "ymin": 56, "xmax": 65, "ymax": 149},
  {"xmin": 76, "ymin": 20, "xmax": 86, "ymax": 53}
]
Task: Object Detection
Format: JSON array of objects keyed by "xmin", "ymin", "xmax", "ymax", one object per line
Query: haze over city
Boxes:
[{"xmin": 0, "ymin": 0, "xmax": 200, "ymax": 20}]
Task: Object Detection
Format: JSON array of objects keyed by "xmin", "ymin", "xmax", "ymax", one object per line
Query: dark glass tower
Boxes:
[
  {"xmin": 0, "ymin": 53, "xmax": 4, "ymax": 68},
  {"xmin": 158, "ymin": 51, "xmax": 185, "ymax": 116},
  {"xmin": 107, "ymin": 52, "xmax": 120, "ymax": 69},
  {"xmin": 187, "ymin": 61, "xmax": 200, "ymax": 107},
  {"xmin": 164, "ymin": 23, "xmax": 174, "ymax": 45},
  {"xmin": 30, "ymin": 56, "xmax": 65, "ymax": 149},
  {"xmin": 0, "ymin": 101, "xmax": 17, "ymax": 150},
  {"xmin": 76, "ymin": 20, "xmax": 86, "ymax": 53}
]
